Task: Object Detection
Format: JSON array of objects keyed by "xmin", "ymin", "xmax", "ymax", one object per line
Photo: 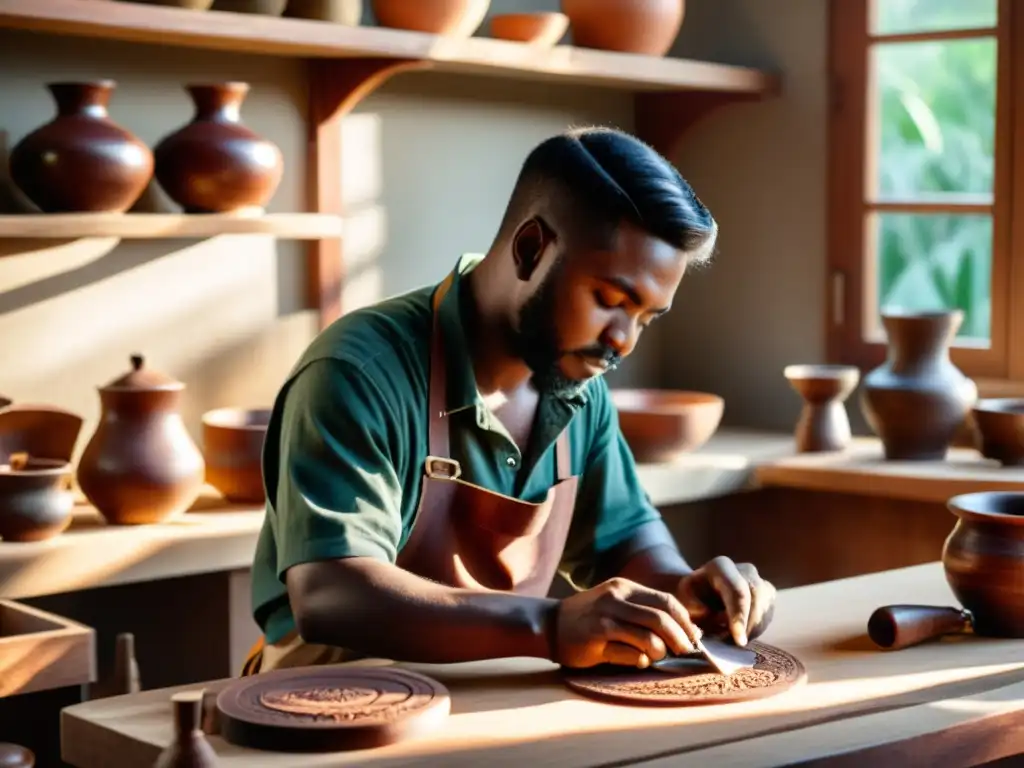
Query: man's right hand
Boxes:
[{"xmin": 554, "ymin": 577, "xmax": 703, "ymax": 668}]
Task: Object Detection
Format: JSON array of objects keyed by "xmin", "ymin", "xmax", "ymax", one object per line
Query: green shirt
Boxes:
[{"xmin": 251, "ymin": 255, "xmax": 662, "ymax": 644}]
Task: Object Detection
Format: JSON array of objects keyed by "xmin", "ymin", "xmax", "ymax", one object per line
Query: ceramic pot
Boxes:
[
  {"xmin": 0, "ymin": 745, "xmax": 34, "ymax": 768},
  {"xmin": 202, "ymin": 407, "xmax": 271, "ymax": 504},
  {"xmin": 284, "ymin": 0, "xmax": 361, "ymax": 23},
  {"xmin": 859, "ymin": 310, "xmax": 977, "ymax": 461},
  {"xmin": 371, "ymin": 0, "xmax": 489, "ymax": 36},
  {"xmin": 943, "ymin": 492, "xmax": 1024, "ymax": 637},
  {"xmin": 154, "ymin": 83, "xmax": 283, "ymax": 213},
  {"xmin": 154, "ymin": 692, "xmax": 218, "ymax": 768},
  {"xmin": 0, "ymin": 455, "xmax": 74, "ymax": 542},
  {"xmin": 561, "ymin": 0, "xmax": 685, "ymax": 56},
  {"xmin": 76, "ymin": 354, "xmax": 205, "ymax": 525},
  {"xmin": 611, "ymin": 389, "xmax": 723, "ymax": 462},
  {"xmin": 972, "ymin": 398, "xmax": 1024, "ymax": 466},
  {"xmin": 8, "ymin": 81, "xmax": 153, "ymax": 213},
  {"xmin": 784, "ymin": 365, "xmax": 859, "ymax": 453},
  {"xmin": 211, "ymin": 0, "xmax": 287, "ymax": 14}
]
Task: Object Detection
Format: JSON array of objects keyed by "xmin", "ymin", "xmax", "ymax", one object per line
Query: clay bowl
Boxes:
[
  {"xmin": 611, "ymin": 389, "xmax": 724, "ymax": 463},
  {"xmin": 783, "ymin": 364, "xmax": 860, "ymax": 403},
  {"xmin": 971, "ymin": 398, "xmax": 1024, "ymax": 466},
  {"xmin": 202, "ymin": 408, "xmax": 271, "ymax": 505},
  {"xmin": 0, "ymin": 455, "xmax": 75, "ymax": 542},
  {"xmin": 490, "ymin": 13, "xmax": 569, "ymax": 46},
  {"xmin": 119, "ymin": 0, "xmax": 215, "ymax": 9},
  {"xmin": 0, "ymin": 404, "xmax": 85, "ymax": 464},
  {"xmin": 943, "ymin": 492, "xmax": 1024, "ymax": 637},
  {"xmin": 371, "ymin": 0, "xmax": 489, "ymax": 36}
]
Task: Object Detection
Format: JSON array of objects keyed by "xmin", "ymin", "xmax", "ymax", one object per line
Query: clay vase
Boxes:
[
  {"xmin": 211, "ymin": 0, "xmax": 287, "ymax": 14},
  {"xmin": 77, "ymin": 354, "xmax": 205, "ymax": 525},
  {"xmin": 8, "ymin": 81, "xmax": 153, "ymax": 213},
  {"xmin": 859, "ymin": 310, "xmax": 977, "ymax": 461},
  {"xmin": 943, "ymin": 492, "xmax": 1024, "ymax": 637},
  {"xmin": 153, "ymin": 691, "xmax": 219, "ymax": 767},
  {"xmin": 371, "ymin": 0, "xmax": 489, "ymax": 36},
  {"xmin": 783, "ymin": 365, "xmax": 859, "ymax": 453},
  {"xmin": 561, "ymin": 0, "xmax": 685, "ymax": 56},
  {"xmin": 154, "ymin": 83, "xmax": 283, "ymax": 213},
  {"xmin": 284, "ymin": 0, "xmax": 362, "ymax": 24}
]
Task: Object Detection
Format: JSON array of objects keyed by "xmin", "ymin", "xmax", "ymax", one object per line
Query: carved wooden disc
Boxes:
[
  {"xmin": 217, "ymin": 666, "xmax": 451, "ymax": 752},
  {"xmin": 562, "ymin": 641, "xmax": 807, "ymax": 706}
]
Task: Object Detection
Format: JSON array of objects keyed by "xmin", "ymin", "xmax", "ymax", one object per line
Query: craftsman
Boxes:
[{"xmin": 243, "ymin": 127, "xmax": 776, "ymax": 675}]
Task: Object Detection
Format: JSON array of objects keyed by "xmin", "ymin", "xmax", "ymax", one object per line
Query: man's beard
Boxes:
[{"xmin": 513, "ymin": 265, "xmax": 621, "ymax": 399}]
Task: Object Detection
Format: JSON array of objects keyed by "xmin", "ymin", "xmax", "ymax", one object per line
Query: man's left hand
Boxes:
[{"xmin": 675, "ymin": 557, "xmax": 776, "ymax": 646}]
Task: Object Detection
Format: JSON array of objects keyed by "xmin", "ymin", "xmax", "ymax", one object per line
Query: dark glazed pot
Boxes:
[
  {"xmin": 783, "ymin": 364, "xmax": 859, "ymax": 453},
  {"xmin": 972, "ymin": 398, "xmax": 1024, "ymax": 466},
  {"xmin": 285, "ymin": 0, "xmax": 362, "ymax": 23},
  {"xmin": 154, "ymin": 83, "xmax": 283, "ymax": 213},
  {"xmin": 211, "ymin": 0, "xmax": 287, "ymax": 14},
  {"xmin": 154, "ymin": 692, "xmax": 218, "ymax": 768},
  {"xmin": 943, "ymin": 492, "xmax": 1024, "ymax": 637},
  {"xmin": 8, "ymin": 81, "xmax": 153, "ymax": 213},
  {"xmin": 0, "ymin": 456, "xmax": 74, "ymax": 542},
  {"xmin": 859, "ymin": 310, "xmax": 977, "ymax": 461},
  {"xmin": 76, "ymin": 354, "xmax": 205, "ymax": 525}
]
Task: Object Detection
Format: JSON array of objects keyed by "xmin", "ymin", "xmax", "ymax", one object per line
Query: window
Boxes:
[{"xmin": 828, "ymin": 0, "xmax": 1024, "ymax": 382}]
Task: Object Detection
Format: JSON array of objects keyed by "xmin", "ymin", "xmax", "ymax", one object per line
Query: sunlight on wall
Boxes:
[{"xmin": 340, "ymin": 112, "xmax": 387, "ymax": 311}]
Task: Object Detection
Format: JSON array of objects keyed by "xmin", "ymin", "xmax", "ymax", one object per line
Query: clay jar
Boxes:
[
  {"xmin": 943, "ymin": 492, "xmax": 1024, "ymax": 637},
  {"xmin": 859, "ymin": 310, "xmax": 977, "ymax": 461},
  {"xmin": 561, "ymin": 0, "xmax": 685, "ymax": 56},
  {"xmin": 154, "ymin": 83, "xmax": 283, "ymax": 213},
  {"xmin": 8, "ymin": 81, "xmax": 153, "ymax": 213},
  {"xmin": 371, "ymin": 0, "xmax": 489, "ymax": 36},
  {"xmin": 784, "ymin": 365, "xmax": 859, "ymax": 453},
  {"xmin": 201, "ymin": 407, "xmax": 271, "ymax": 504},
  {"xmin": 154, "ymin": 691, "xmax": 218, "ymax": 768},
  {"xmin": 77, "ymin": 355, "xmax": 205, "ymax": 525},
  {"xmin": 284, "ymin": 0, "xmax": 362, "ymax": 23}
]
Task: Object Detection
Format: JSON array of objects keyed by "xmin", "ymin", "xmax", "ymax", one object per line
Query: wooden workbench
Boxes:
[{"xmin": 60, "ymin": 562, "xmax": 1024, "ymax": 767}]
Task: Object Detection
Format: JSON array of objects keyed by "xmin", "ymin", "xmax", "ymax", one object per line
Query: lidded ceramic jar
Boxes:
[{"xmin": 76, "ymin": 354, "xmax": 205, "ymax": 525}]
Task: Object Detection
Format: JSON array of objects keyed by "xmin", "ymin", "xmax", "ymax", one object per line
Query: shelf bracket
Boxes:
[
  {"xmin": 308, "ymin": 57, "xmax": 431, "ymax": 329},
  {"xmin": 634, "ymin": 90, "xmax": 768, "ymax": 161}
]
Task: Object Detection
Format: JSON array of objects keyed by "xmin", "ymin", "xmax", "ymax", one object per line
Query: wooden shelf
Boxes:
[
  {"xmin": 755, "ymin": 437, "xmax": 1024, "ymax": 504},
  {"xmin": 0, "ymin": 212, "xmax": 344, "ymax": 240},
  {"xmin": 0, "ymin": 0, "xmax": 779, "ymax": 95}
]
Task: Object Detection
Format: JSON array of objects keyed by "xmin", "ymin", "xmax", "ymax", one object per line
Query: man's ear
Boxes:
[{"xmin": 511, "ymin": 217, "xmax": 555, "ymax": 281}]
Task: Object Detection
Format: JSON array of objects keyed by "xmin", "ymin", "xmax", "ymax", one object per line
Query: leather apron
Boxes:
[{"xmin": 241, "ymin": 271, "xmax": 580, "ymax": 675}]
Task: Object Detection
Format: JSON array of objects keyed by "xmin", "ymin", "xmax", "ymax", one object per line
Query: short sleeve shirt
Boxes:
[{"xmin": 251, "ymin": 255, "xmax": 662, "ymax": 644}]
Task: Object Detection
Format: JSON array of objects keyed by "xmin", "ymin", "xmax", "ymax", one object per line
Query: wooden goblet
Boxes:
[{"xmin": 784, "ymin": 364, "xmax": 860, "ymax": 453}]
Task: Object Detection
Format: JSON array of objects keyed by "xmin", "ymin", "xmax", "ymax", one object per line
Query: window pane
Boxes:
[
  {"xmin": 872, "ymin": 39, "xmax": 996, "ymax": 199},
  {"xmin": 873, "ymin": 213, "xmax": 992, "ymax": 344},
  {"xmin": 873, "ymin": 0, "xmax": 997, "ymax": 35}
]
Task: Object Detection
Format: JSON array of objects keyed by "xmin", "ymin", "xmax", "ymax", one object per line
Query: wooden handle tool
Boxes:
[{"xmin": 868, "ymin": 604, "xmax": 972, "ymax": 650}]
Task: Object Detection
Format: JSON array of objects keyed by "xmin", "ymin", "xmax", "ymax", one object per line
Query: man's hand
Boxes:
[
  {"xmin": 555, "ymin": 577, "xmax": 704, "ymax": 669},
  {"xmin": 676, "ymin": 557, "xmax": 776, "ymax": 646}
]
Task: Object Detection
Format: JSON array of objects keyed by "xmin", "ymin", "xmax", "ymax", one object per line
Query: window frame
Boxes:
[{"xmin": 826, "ymin": 0, "xmax": 1020, "ymax": 383}]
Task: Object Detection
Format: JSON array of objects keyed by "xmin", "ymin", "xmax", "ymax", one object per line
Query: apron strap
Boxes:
[{"xmin": 428, "ymin": 273, "xmax": 456, "ymax": 460}]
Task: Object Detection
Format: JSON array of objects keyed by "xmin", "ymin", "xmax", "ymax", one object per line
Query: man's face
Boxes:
[{"xmin": 515, "ymin": 220, "xmax": 688, "ymax": 398}]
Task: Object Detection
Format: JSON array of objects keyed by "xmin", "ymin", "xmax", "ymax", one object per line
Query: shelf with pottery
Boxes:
[
  {"xmin": 763, "ymin": 311, "xmax": 1024, "ymax": 505},
  {"xmin": 0, "ymin": 0, "xmax": 779, "ymax": 96},
  {"xmin": 0, "ymin": 212, "xmax": 343, "ymax": 240},
  {"xmin": 0, "ymin": 426, "xmax": 791, "ymax": 601}
]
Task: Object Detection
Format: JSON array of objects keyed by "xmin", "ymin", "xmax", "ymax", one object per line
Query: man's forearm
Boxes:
[
  {"xmin": 288, "ymin": 558, "xmax": 559, "ymax": 664},
  {"xmin": 603, "ymin": 519, "xmax": 693, "ymax": 593}
]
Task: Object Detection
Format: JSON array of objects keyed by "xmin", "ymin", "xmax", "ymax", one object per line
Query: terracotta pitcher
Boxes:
[
  {"xmin": 859, "ymin": 310, "xmax": 977, "ymax": 461},
  {"xmin": 77, "ymin": 355, "xmax": 205, "ymax": 525}
]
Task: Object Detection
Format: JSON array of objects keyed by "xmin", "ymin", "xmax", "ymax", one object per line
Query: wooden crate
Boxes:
[{"xmin": 0, "ymin": 599, "xmax": 95, "ymax": 697}]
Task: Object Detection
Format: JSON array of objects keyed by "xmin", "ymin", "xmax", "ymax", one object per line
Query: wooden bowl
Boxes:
[
  {"xmin": 972, "ymin": 398, "xmax": 1024, "ymax": 466},
  {"xmin": 611, "ymin": 389, "xmax": 724, "ymax": 463},
  {"xmin": 943, "ymin": 492, "xmax": 1024, "ymax": 637},
  {"xmin": 490, "ymin": 12, "xmax": 569, "ymax": 45},
  {"xmin": 202, "ymin": 408, "xmax": 272, "ymax": 505}
]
